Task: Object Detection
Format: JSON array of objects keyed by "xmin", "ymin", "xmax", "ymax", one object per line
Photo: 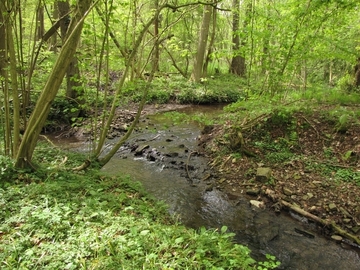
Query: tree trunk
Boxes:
[
  {"xmin": 15, "ymin": 0, "xmax": 93, "ymax": 169},
  {"xmin": 152, "ymin": 0, "xmax": 160, "ymax": 73},
  {"xmin": 190, "ymin": 4, "xmax": 212, "ymax": 82},
  {"xmin": 0, "ymin": 2, "xmax": 20, "ymax": 157},
  {"xmin": 7, "ymin": 14, "xmax": 20, "ymax": 156},
  {"xmin": 58, "ymin": 0, "xmax": 83, "ymax": 110},
  {"xmin": 50, "ymin": 3, "xmax": 59, "ymax": 52},
  {"xmin": 0, "ymin": 6, "xmax": 6, "ymax": 79},
  {"xmin": 36, "ymin": 4, "xmax": 45, "ymax": 40},
  {"xmin": 354, "ymin": 57, "xmax": 360, "ymax": 88},
  {"xmin": 203, "ymin": 6, "xmax": 216, "ymax": 76},
  {"xmin": 230, "ymin": 0, "xmax": 246, "ymax": 77}
]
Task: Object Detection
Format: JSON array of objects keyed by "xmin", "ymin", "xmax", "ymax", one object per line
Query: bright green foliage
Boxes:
[{"xmin": 0, "ymin": 146, "xmax": 277, "ymax": 269}]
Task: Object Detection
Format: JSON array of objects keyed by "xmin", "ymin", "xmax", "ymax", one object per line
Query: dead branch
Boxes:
[
  {"xmin": 300, "ymin": 115, "xmax": 320, "ymax": 139},
  {"xmin": 281, "ymin": 200, "xmax": 360, "ymax": 246}
]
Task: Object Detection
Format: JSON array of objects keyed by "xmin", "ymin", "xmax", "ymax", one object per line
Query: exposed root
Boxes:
[{"xmin": 72, "ymin": 159, "xmax": 91, "ymax": 171}]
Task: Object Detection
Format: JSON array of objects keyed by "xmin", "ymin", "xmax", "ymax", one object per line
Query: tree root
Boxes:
[
  {"xmin": 72, "ymin": 159, "xmax": 91, "ymax": 171},
  {"xmin": 280, "ymin": 200, "xmax": 360, "ymax": 246}
]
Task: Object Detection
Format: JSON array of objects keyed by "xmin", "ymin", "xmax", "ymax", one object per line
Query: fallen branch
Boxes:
[{"xmin": 281, "ymin": 200, "xmax": 360, "ymax": 246}]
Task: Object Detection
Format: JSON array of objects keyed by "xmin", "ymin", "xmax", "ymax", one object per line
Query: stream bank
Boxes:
[{"xmin": 47, "ymin": 104, "xmax": 360, "ymax": 269}]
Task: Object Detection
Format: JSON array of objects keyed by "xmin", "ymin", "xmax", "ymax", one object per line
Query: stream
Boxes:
[{"xmin": 49, "ymin": 105, "xmax": 360, "ymax": 269}]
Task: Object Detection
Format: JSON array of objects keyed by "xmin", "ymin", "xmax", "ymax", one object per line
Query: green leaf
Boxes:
[{"xmin": 220, "ymin": 226, "xmax": 228, "ymax": 233}]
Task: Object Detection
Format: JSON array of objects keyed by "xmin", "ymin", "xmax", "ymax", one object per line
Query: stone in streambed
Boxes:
[
  {"xmin": 135, "ymin": 144, "xmax": 150, "ymax": 155},
  {"xmin": 246, "ymin": 189, "xmax": 260, "ymax": 196},
  {"xmin": 328, "ymin": 203, "xmax": 337, "ymax": 211},
  {"xmin": 250, "ymin": 200, "xmax": 265, "ymax": 208},
  {"xmin": 331, "ymin": 235, "xmax": 342, "ymax": 242},
  {"xmin": 283, "ymin": 187, "xmax": 293, "ymax": 196},
  {"xmin": 256, "ymin": 167, "xmax": 272, "ymax": 183}
]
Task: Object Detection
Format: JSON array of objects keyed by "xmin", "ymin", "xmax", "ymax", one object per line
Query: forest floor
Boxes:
[{"xmin": 198, "ymin": 104, "xmax": 360, "ymax": 246}]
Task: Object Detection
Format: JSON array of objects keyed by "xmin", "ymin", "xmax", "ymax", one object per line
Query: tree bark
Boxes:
[
  {"xmin": 0, "ymin": 5, "xmax": 6, "ymax": 79},
  {"xmin": 15, "ymin": 0, "xmax": 93, "ymax": 169},
  {"xmin": 152, "ymin": 0, "xmax": 160, "ymax": 73},
  {"xmin": 58, "ymin": 0, "xmax": 83, "ymax": 108},
  {"xmin": 36, "ymin": 4, "xmax": 45, "ymax": 41},
  {"xmin": 203, "ymin": 6, "xmax": 216, "ymax": 76},
  {"xmin": 230, "ymin": 0, "xmax": 246, "ymax": 77},
  {"xmin": 354, "ymin": 57, "xmax": 360, "ymax": 88},
  {"xmin": 190, "ymin": 4, "xmax": 212, "ymax": 82}
]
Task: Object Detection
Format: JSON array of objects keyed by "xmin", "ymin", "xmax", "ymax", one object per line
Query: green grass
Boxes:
[{"xmin": 0, "ymin": 146, "xmax": 279, "ymax": 269}]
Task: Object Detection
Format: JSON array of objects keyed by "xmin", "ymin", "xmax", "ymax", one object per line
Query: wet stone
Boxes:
[
  {"xmin": 246, "ymin": 189, "xmax": 260, "ymax": 196},
  {"xmin": 250, "ymin": 200, "xmax": 265, "ymax": 208},
  {"xmin": 256, "ymin": 167, "xmax": 272, "ymax": 183},
  {"xmin": 283, "ymin": 187, "xmax": 293, "ymax": 196},
  {"xmin": 331, "ymin": 235, "xmax": 343, "ymax": 242},
  {"xmin": 329, "ymin": 203, "xmax": 337, "ymax": 211},
  {"xmin": 351, "ymin": 226, "xmax": 360, "ymax": 234},
  {"xmin": 343, "ymin": 218, "xmax": 351, "ymax": 224},
  {"xmin": 135, "ymin": 144, "xmax": 150, "ymax": 155}
]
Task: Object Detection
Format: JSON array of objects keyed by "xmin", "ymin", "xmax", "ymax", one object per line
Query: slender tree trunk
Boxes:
[
  {"xmin": 230, "ymin": 0, "xmax": 246, "ymax": 77},
  {"xmin": 7, "ymin": 15, "xmax": 20, "ymax": 156},
  {"xmin": 152, "ymin": 0, "xmax": 160, "ymax": 73},
  {"xmin": 36, "ymin": 4, "xmax": 45, "ymax": 40},
  {"xmin": 51, "ymin": 3, "xmax": 59, "ymax": 52},
  {"xmin": 0, "ymin": 3, "xmax": 11, "ymax": 155},
  {"xmin": 58, "ymin": 0, "xmax": 83, "ymax": 109},
  {"xmin": 15, "ymin": 0, "xmax": 93, "ymax": 169},
  {"xmin": 0, "ymin": 5, "xmax": 6, "ymax": 79},
  {"xmin": 190, "ymin": 4, "xmax": 212, "ymax": 82},
  {"xmin": 0, "ymin": 1, "xmax": 20, "ymax": 157},
  {"xmin": 354, "ymin": 57, "xmax": 360, "ymax": 88}
]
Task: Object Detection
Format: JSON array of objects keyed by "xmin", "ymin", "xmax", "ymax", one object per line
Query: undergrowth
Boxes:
[{"xmin": 0, "ymin": 145, "xmax": 279, "ymax": 269}]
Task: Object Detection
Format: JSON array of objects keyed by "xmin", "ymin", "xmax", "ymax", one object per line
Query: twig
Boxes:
[
  {"xmin": 39, "ymin": 134, "xmax": 57, "ymax": 148},
  {"xmin": 300, "ymin": 115, "xmax": 319, "ymax": 139},
  {"xmin": 149, "ymin": 134, "xmax": 160, "ymax": 141}
]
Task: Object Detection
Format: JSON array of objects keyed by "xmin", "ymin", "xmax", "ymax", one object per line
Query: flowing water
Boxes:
[{"xmin": 49, "ymin": 105, "xmax": 360, "ymax": 269}]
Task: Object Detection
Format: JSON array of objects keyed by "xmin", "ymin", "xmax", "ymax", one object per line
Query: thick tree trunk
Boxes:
[
  {"xmin": 190, "ymin": 4, "xmax": 212, "ymax": 82},
  {"xmin": 203, "ymin": 6, "xmax": 216, "ymax": 76},
  {"xmin": 15, "ymin": 0, "xmax": 93, "ymax": 169}
]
